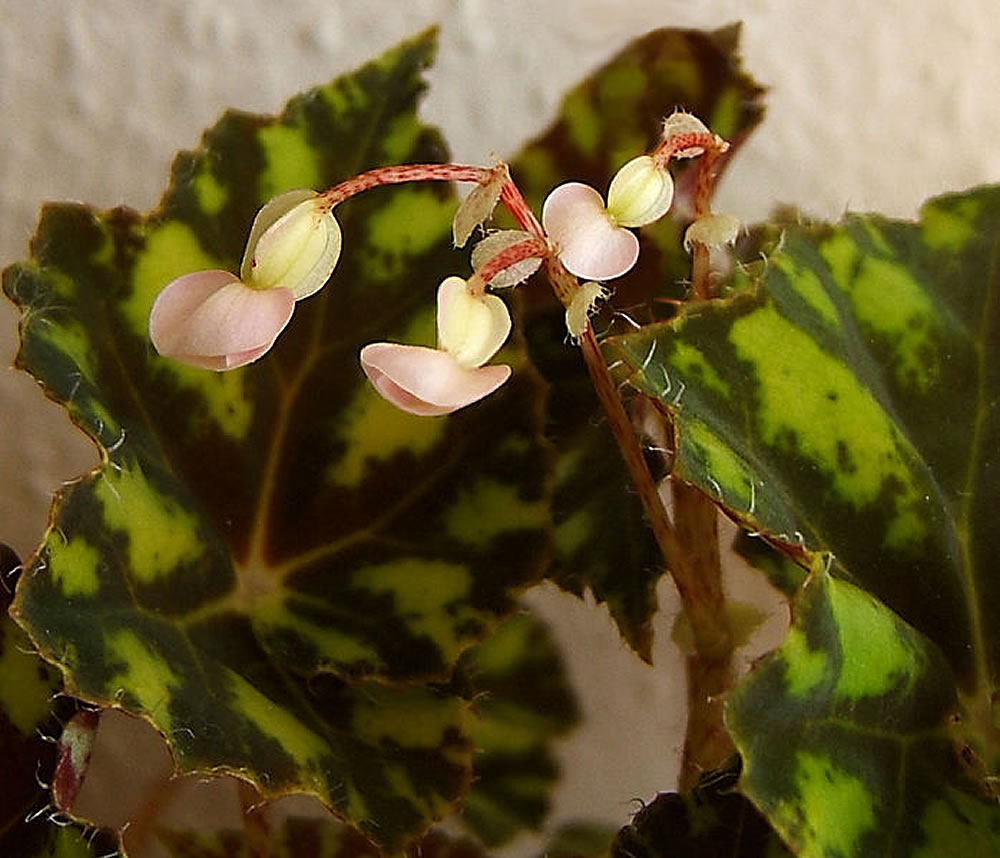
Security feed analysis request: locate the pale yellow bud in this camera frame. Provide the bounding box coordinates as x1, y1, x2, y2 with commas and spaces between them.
683, 213, 742, 253
240, 190, 341, 300
606, 155, 674, 228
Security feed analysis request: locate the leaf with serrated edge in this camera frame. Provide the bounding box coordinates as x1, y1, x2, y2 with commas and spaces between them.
509, 26, 766, 659
728, 561, 1000, 858
156, 814, 381, 858
3, 31, 551, 849
0, 546, 119, 858
607, 186, 1000, 686
607, 186, 1000, 851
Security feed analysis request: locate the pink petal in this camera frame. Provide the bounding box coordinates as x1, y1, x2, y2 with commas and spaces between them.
149, 270, 295, 370
541, 182, 639, 280
359, 343, 511, 416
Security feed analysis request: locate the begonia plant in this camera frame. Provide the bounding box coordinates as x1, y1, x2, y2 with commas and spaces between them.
1, 23, 998, 858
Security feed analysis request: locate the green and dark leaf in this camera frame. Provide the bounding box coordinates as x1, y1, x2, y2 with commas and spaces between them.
0, 546, 118, 857
608, 186, 1000, 854
457, 613, 579, 847
728, 564, 1000, 858
4, 31, 552, 849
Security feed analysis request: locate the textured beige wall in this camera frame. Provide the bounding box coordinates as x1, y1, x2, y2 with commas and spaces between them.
2, 0, 998, 848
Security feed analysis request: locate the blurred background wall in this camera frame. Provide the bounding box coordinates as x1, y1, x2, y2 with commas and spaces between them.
2, 0, 998, 849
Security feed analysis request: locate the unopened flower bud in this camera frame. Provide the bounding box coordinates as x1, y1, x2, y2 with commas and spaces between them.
240, 189, 341, 299
683, 213, 742, 252
606, 155, 674, 228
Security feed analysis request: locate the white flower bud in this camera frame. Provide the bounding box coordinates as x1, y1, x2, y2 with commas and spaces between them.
661, 111, 712, 158
240, 190, 341, 300
606, 155, 674, 228
683, 213, 742, 252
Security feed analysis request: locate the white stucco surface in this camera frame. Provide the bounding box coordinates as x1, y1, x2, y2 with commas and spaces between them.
1, 0, 997, 849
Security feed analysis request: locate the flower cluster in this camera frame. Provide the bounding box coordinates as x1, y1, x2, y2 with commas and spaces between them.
148, 110, 732, 417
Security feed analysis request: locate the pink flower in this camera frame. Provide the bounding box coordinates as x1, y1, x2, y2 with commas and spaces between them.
541, 155, 673, 281
359, 276, 512, 416
149, 190, 340, 370
149, 271, 295, 370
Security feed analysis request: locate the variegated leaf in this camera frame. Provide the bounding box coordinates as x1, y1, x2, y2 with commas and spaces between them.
4, 31, 551, 849
0, 546, 119, 857
728, 564, 1000, 858
155, 815, 380, 858
155, 816, 491, 858
607, 186, 1000, 854
458, 613, 579, 847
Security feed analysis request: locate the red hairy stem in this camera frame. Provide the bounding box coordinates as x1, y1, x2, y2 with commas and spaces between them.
651, 131, 726, 167
574, 321, 687, 577
321, 163, 493, 207
689, 144, 725, 300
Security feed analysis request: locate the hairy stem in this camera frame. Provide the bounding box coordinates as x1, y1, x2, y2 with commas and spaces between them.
576, 324, 687, 574
672, 478, 734, 789
674, 138, 735, 790
321, 163, 494, 207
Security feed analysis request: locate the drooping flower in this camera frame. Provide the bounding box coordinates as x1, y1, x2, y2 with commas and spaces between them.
149, 190, 340, 370
360, 276, 512, 416
541, 155, 673, 281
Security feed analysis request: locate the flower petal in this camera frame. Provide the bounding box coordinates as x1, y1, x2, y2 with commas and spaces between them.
360, 343, 511, 416
541, 182, 639, 280
149, 270, 295, 370
436, 276, 512, 368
